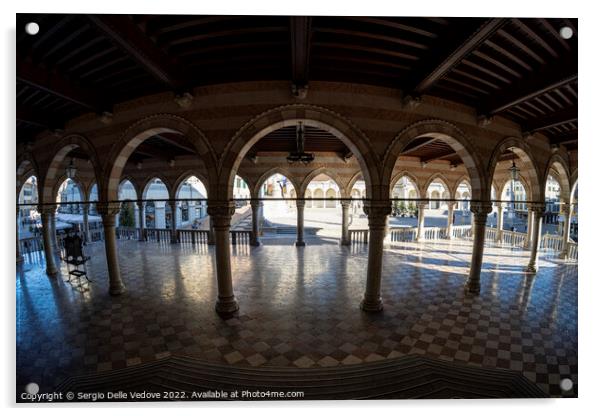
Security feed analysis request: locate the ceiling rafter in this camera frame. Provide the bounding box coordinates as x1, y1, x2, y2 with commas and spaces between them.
88, 14, 187, 91
406, 18, 508, 95
290, 16, 312, 89
17, 58, 106, 111
523, 108, 578, 133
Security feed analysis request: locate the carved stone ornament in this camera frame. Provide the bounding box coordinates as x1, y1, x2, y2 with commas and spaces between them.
363, 200, 392, 227
38, 205, 57, 216
470, 201, 493, 219
296, 199, 306, 208
95, 202, 122, 218
528, 203, 547, 216
207, 201, 236, 220
291, 83, 309, 100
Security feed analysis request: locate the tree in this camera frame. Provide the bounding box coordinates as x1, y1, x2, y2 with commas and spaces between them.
120, 201, 136, 227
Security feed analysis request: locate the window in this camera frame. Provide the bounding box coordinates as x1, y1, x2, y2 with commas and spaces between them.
181, 202, 189, 222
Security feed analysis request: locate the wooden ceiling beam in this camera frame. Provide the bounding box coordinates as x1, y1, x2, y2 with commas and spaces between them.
290, 16, 312, 89
523, 108, 578, 133
406, 18, 508, 95
88, 15, 187, 91
17, 58, 105, 111
401, 138, 440, 154
484, 73, 577, 115
423, 150, 457, 164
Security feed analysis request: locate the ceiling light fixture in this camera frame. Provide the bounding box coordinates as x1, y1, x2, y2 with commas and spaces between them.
287, 122, 314, 164
65, 158, 77, 179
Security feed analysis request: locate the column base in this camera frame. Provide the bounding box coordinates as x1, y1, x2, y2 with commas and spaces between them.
464, 280, 480, 295
295, 241, 306, 247
109, 283, 126, 296
250, 240, 261, 247
16, 255, 24, 264
215, 296, 239, 317
360, 297, 383, 312
525, 263, 538, 274
340, 239, 351, 246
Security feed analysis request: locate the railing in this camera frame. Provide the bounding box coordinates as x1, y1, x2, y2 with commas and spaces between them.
540, 233, 564, 252
144, 228, 172, 243
230, 230, 251, 245
116, 226, 139, 240
390, 227, 416, 242
350, 229, 369, 244
485, 227, 497, 241
423, 227, 446, 241
566, 241, 578, 262
501, 230, 527, 248
179, 229, 210, 245
89, 229, 105, 242
451, 225, 472, 239
19, 236, 44, 254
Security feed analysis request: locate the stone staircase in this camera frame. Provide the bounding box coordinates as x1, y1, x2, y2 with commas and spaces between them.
54, 355, 547, 401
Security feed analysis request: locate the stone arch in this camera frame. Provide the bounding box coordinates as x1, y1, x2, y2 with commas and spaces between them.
87, 182, 99, 202
253, 167, 301, 199
570, 177, 578, 204
52, 174, 86, 203
41, 134, 102, 204
424, 172, 452, 197
345, 171, 365, 198
17, 152, 40, 197
300, 167, 347, 197
487, 136, 542, 202
173, 170, 210, 199
118, 176, 142, 201
104, 114, 218, 201
543, 153, 571, 203
141, 174, 173, 200
383, 119, 487, 200
219, 104, 380, 200
390, 171, 422, 199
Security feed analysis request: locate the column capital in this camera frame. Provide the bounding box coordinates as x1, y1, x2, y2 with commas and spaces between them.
560, 203, 572, 215
296, 199, 306, 208
470, 201, 492, 222
207, 201, 235, 228
363, 200, 391, 227
96, 202, 121, 218
250, 199, 262, 209
340, 199, 351, 208
528, 203, 547, 216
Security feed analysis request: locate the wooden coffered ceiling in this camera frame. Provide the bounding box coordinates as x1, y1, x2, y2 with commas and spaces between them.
16, 14, 578, 164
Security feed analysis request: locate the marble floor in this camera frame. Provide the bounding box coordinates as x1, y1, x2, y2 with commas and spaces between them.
16, 237, 578, 398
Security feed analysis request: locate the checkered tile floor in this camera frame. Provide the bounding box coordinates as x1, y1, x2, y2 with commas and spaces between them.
16, 237, 577, 398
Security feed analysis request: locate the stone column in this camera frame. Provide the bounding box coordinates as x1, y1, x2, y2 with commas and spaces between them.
496, 203, 504, 243
250, 200, 261, 246
446, 202, 454, 239
83, 203, 91, 243
50, 213, 60, 254
295, 200, 306, 246
40, 206, 58, 276
138, 202, 145, 241
465, 202, 492, 294
170, 201, 178, 243
207, 202, 239, 316
416, 202, 426, 241
560, 203, 574, 259
525, 204, 546, 274
341, 200, 351, 246
97, 202, 126, 295
207, 216, 216, 245
360, 200, 391, 312
523, 209, 533, 249
16, 208, 23, 263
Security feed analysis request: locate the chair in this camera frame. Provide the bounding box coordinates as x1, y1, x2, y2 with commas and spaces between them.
62, 234, 92, 287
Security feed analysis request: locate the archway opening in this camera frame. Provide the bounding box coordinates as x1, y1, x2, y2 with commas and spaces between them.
55, 178, 85, 235
304, 173, 341, 238
454, 180, 472, 226
176, 176, 208, 230
349, 174, 367, 230
499, 179, 528, 233
544, 175, 562, 235
143, 178, 170, 229
231, 175, 251, 231
257, 173, 297, 235
18, 176, 40, 241
118, 180, 139, 228
390, 175, 420, 228
424, 178, 451, 228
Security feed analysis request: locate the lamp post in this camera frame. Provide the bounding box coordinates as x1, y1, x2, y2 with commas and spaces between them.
508, 152, 520, 231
